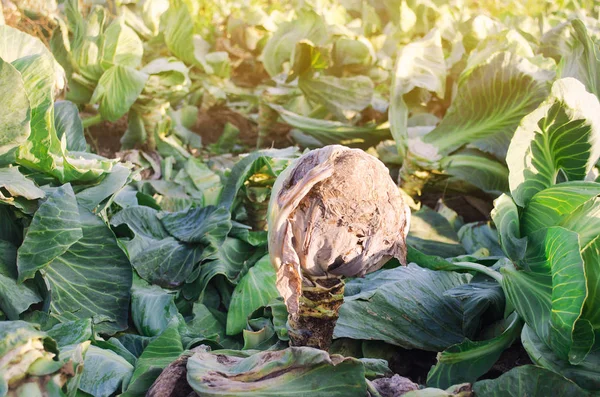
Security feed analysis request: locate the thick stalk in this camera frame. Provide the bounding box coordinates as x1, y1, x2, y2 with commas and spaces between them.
244, 194, 269, 231
141, 110, 160, 151
398, 150, 432, 196
82, 114, 103, 129
243, 175, 273, 231
140, 103, 169, 151
288, 275, 345, 351
257, 94, 278, 148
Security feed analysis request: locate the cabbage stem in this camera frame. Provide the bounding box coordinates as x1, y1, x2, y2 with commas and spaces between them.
398, 151, 432, 196
288, 275, 345, 351
82, 113, 103, 128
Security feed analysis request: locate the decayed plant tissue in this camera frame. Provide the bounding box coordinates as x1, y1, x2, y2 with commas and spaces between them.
268, 145, 411, 349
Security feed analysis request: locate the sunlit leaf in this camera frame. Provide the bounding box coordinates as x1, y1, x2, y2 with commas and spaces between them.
441, 149, 509, 196
508, 78, 600, 206
262, 10, 327, 77
160, 0, 196, 65
424, 52, 553, 160
54, 101, 86, 152
0, 58, 30, 160
521, 182, 600, 236
560, 19, 600, 100
299, 74, 374, 117
90, 65, 148, 122
390, 29, 445, 156
273, 104, 390, 148
101, 18, 144, 69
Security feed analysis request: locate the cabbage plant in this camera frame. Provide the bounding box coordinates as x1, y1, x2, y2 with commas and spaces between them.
50, 0, 194, 153
0, 24, 116, 183
414, 77, 600, 391
493, 77, 600, 377
268, 145, 411, 349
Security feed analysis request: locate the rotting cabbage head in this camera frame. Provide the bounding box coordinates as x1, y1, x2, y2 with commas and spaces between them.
0, 321, 72, 396
267, 145, 411, 318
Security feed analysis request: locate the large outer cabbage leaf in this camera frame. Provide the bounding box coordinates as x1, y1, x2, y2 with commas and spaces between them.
521, 182, 600, 235
226, 255, 279, 335
17, 184, 83, 282
110, 206, 203, 288
424, 52, 554, 160
298, 74, 374, 117
0, 58, 30, 162
334, 264, 472, 351
101, 18, 144, 70
186, 347, 367, 396
427, 314, 523, 389
0, 25, 116, 182
559, 19, 600, 100
522, 324, 600, 391
472, 364, 591, 396
262, 10, 327, 77
90, 65, 148, 122
508, 78, 600, 207
78, 345, 133, 397
441, 149, 509, 196
500, 226, 594, 365
42, 207, 132, 334
389, 29, 446, 157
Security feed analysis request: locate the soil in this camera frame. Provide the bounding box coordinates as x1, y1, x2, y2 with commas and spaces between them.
3, 3, 56, 46
193, 106, 256, 145
147, 348, 206, 397
85, 117, 128, 159
389, 349, 438, 385
84, 106, 294, 159
192, 106, 293, 149
390, 340, 532, 386
482, 342, 533, 380
421, 193, 493, 223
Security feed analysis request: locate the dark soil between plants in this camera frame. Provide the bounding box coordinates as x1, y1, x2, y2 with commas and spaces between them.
85, 107, 293, 158
191, 106, 293, 149
390, 341, 532, 386
86, 116, 128, 159
193, 106, 257, 146
482, 342, 533, 380
421, 193, 493, 223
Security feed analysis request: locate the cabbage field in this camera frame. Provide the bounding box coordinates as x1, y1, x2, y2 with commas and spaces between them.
1, 0, 600, 395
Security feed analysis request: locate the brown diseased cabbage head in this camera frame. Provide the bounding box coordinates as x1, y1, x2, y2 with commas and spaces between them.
267, 145, 411, 319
